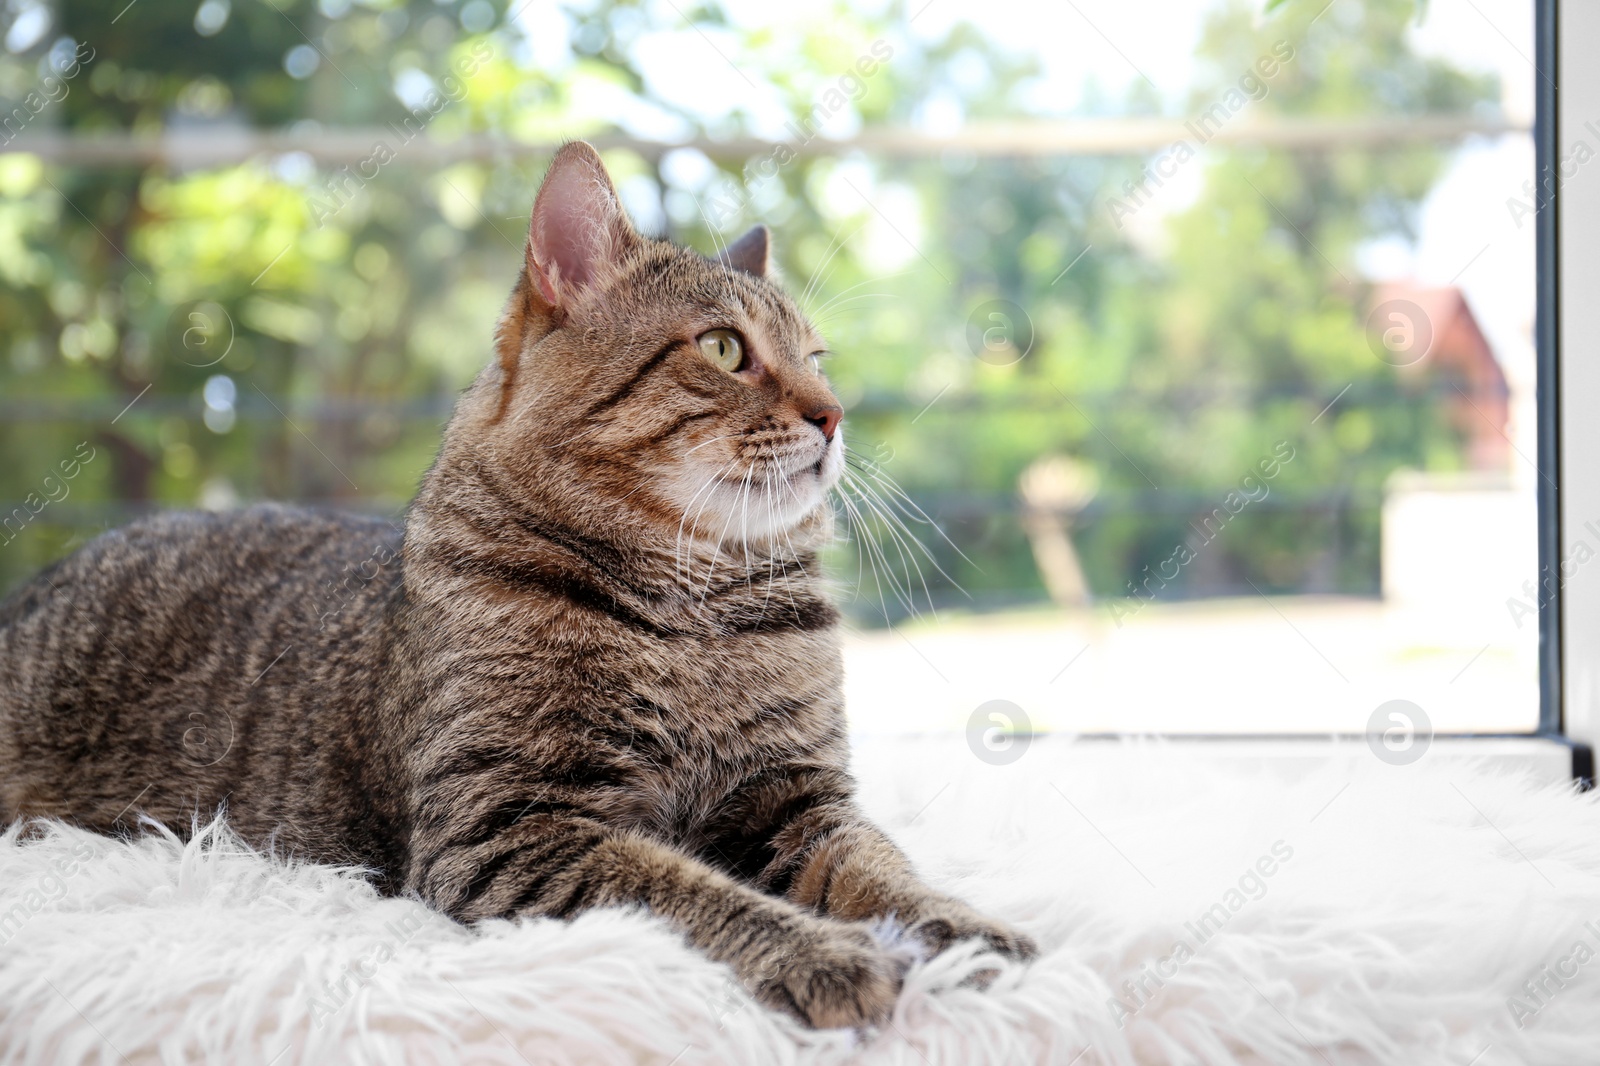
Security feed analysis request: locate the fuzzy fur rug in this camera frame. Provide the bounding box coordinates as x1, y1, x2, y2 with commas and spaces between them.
2, 735, 1597, 1066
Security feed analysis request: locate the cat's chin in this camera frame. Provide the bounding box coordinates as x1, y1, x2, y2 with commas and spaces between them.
711, 476, 831, 543
659, 461, 839, 547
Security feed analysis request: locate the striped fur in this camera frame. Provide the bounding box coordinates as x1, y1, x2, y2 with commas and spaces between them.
0, 143, 1032, 1028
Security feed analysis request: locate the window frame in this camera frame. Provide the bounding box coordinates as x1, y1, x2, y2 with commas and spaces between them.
1538, 0, 1560, 737
1550, 0, 1597, 778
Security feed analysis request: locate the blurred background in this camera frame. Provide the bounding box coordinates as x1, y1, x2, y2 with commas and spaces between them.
0, 0, 1542, 735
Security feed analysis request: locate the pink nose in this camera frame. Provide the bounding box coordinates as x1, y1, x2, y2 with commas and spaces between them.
804, 405, 842, 442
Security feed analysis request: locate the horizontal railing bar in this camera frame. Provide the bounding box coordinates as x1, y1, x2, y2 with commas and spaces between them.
0, 116, 1528, 167
0, 491, 1385, 521
0, 384, 1508, 422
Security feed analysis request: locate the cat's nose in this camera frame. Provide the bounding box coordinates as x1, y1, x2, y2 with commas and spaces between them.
803, 405, 842, 443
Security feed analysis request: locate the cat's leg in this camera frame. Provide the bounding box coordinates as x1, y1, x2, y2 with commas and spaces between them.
407, 812, 902, 1028
783, 818, 1036, 961
709, 772, 1036, 962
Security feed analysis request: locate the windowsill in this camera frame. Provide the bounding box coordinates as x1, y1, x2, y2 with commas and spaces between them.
849, 732, 1587, 785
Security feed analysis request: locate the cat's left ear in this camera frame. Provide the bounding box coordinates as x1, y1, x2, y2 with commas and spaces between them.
525, 141, 641, 311
718, 225, 769, 278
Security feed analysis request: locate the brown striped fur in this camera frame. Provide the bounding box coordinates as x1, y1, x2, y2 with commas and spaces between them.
0, 142, 1032, 1028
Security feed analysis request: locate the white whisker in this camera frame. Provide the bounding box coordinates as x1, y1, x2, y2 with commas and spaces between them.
828, 441, 972, 622
809, 290, 898, 323
833, 476, 906, 621
699, 462, 756, 607
849, 451, 979, 574
684, 433, 739, 456
675, 457, 740, 589
799, 223, 867, 309
845, 470, 926, 617
692, 193, 730, 261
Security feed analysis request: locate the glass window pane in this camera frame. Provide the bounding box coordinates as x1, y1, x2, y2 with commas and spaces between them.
0, 0, 1539, 738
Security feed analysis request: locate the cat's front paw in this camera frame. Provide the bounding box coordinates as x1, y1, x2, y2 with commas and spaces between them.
905, 900, 1037, 964
747, 919, 902, 1029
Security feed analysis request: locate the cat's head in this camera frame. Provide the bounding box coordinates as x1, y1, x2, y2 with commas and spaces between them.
468, 141, 844, 550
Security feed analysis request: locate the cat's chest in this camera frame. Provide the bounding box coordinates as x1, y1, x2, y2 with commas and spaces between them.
635, 636, 841, 755
663, 618, 837, 698
616, 632, 844, 822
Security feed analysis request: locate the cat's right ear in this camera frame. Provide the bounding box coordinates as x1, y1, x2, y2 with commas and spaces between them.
524, 141, 640, 314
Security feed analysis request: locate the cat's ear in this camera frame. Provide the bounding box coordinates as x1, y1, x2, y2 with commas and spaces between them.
718, 225, 769, 278
525, 141, 640, 310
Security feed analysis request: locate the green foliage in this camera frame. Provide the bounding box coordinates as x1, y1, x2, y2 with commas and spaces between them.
0, 0, 1502, 620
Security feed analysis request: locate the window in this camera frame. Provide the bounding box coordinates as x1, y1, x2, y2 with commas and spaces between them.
0, 0, 1574, 759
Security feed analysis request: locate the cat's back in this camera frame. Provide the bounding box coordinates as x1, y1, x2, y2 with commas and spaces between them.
0, 503, 400, 650
0, 504, 407, 847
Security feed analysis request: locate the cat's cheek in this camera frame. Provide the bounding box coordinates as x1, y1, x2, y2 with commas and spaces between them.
655, 464, 718, 528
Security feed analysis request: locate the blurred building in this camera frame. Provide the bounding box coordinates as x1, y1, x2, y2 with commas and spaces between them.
1371, 281, 1512, 471
1377, 282, 1537, 658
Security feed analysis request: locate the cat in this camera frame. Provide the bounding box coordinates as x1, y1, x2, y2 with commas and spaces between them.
0, 141, 1034, 1029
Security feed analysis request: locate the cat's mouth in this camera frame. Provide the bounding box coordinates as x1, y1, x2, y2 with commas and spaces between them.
713, 456, 831, 488
719, 437, 840, 487
780, 441, 841, 487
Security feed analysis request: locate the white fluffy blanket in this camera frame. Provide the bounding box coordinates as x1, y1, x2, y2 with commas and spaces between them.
2, 737, 1596, 1065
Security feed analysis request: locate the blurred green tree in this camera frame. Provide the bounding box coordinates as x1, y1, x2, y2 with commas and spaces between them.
0, 0, 1504, 625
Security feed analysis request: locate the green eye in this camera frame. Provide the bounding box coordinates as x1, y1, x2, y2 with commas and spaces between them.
808, 351, 827, 375
697, 329, 744, 372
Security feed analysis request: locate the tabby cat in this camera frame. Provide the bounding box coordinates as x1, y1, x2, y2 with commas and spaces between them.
0, 142, 1033, 1029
